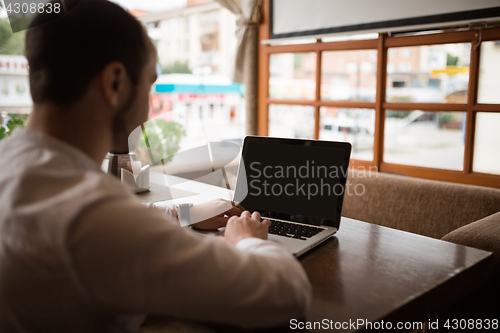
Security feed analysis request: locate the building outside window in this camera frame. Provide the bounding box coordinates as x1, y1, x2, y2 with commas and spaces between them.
138, 0, 245, 152
0, 0, 245, 175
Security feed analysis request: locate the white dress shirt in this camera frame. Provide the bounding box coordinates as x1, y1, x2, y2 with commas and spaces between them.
0, 129, 311, 333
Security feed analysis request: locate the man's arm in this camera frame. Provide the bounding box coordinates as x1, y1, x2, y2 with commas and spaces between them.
67, 198, 311, 328
150, 198, 244, 230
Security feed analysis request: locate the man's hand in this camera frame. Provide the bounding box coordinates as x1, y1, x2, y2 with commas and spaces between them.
190, 198, 245, 230
222, 211, 271, 245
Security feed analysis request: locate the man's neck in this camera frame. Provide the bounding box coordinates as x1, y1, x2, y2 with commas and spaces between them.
27, 102, 113, 164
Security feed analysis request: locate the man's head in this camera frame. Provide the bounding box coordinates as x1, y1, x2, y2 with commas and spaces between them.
25, 0, 157, 152
26, 0, 152, 106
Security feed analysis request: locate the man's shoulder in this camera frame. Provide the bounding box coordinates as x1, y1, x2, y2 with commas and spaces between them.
0, 129, 134, 226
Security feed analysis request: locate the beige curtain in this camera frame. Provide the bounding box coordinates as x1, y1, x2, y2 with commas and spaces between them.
215, 0, 262, 135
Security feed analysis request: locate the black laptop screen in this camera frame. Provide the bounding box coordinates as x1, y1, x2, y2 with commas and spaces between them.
234, 137, 351, 227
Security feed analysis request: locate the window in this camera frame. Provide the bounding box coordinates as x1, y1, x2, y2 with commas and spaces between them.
320, 107, 375, 161
140, 0, 243, 150
473, 112, 500, 175
269, 53, 316, 100
478, 41, 500, 104
386, 43, 470, 104
321, 50, 377, 102
258, 0, 500, 188
269, 104, 315, 139
383, 110, 465, 170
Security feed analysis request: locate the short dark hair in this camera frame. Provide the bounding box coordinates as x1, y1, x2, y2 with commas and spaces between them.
25, 0, 150, 106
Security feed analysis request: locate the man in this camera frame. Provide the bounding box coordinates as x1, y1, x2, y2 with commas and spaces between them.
0, 1, 311, 332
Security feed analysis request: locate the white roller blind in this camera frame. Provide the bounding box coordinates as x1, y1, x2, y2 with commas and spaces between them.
271, 0, 500, 39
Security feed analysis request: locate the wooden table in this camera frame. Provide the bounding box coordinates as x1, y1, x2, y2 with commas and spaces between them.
139, 174, 493, 333
298, 218, 492, 331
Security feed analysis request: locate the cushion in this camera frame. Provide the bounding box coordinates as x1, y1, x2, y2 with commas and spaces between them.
343, 171, 500, 239
442, 211, 500, 277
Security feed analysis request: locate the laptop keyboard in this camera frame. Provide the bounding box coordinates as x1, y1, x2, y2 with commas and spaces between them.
267, 219, 325, 241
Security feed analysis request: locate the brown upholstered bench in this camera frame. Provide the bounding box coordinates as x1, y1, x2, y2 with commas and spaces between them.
343, 170, 500, 321
343, 170, 500, 239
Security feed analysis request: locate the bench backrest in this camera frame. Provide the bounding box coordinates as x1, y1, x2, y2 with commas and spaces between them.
342, 171, 500, 239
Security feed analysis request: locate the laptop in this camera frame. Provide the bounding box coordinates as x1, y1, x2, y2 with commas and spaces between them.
233, 136, 351, 257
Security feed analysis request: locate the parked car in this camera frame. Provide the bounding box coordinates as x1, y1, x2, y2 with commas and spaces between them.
294, 117, 373, 152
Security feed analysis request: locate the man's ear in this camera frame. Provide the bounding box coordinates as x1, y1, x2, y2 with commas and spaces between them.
101, 62, 130, 110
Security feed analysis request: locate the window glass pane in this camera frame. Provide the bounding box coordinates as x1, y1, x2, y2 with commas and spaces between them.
321, 50, 377, 102
269, 53, 316, 100
478, 41, 500, 104
384, 110, 465, 170
268, 104, 315, 139
132, 1, 244, 146
473, 112, 500, 175
319, 107, 374, 160
386, 44, 470, 103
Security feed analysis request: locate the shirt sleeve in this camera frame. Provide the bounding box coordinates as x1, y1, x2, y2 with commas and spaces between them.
67, 197, 312, 329
142, 202, 179, 223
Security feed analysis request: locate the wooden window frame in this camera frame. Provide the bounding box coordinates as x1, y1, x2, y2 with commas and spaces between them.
258, 0, 500, 189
